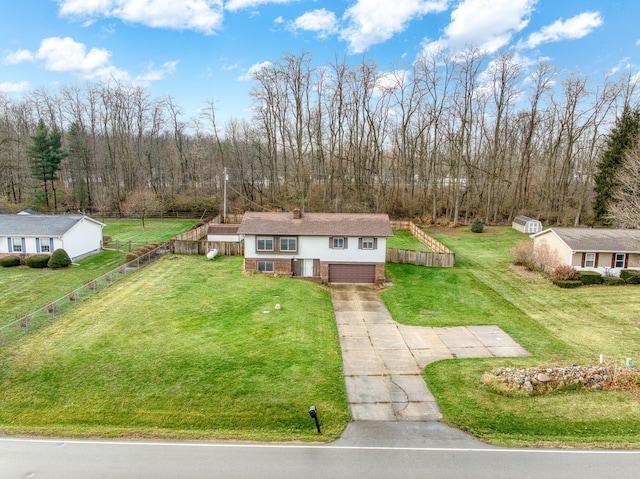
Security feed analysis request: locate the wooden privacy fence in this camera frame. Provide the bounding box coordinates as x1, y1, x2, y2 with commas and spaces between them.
170, 240, 244, 256
389, 220, 455, 267
174, 222, 209, 241
386, 248, 455, 267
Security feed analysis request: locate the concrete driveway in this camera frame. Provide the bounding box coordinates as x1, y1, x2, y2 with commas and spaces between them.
330, 284, 530, 421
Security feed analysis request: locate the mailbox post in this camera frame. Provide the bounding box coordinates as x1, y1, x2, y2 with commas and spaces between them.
308, 406, 321, 434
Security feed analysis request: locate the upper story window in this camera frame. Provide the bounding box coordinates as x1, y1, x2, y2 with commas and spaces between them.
257, 236, 274, 252
279, 237, 297, 252
361, 237, 374, 250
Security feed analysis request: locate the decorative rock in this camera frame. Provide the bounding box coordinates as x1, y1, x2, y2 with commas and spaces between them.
537, 373, 551, 383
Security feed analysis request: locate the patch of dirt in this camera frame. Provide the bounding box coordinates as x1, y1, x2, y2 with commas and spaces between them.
509, 263, 547, 283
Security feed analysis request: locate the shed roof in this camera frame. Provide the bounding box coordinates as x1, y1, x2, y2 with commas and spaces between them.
0, 214, 104, 237
513, 215, 538, 226
237, 211, 393, 237
208, 224, 240, 235
532, 228, 640, 253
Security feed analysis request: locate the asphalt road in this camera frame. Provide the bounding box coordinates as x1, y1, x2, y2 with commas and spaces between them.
2, 423, 640, 479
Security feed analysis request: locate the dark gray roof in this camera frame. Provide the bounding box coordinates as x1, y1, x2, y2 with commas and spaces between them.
237, 212, 393, 237
537, 228, 640, 253
513, 215, 537, 226
0, 214, 104, 237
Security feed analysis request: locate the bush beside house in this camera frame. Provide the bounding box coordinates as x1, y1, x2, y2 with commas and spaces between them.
48, 249, 71, 269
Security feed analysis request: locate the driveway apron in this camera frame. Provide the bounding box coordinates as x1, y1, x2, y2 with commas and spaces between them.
330, 284, 530, 421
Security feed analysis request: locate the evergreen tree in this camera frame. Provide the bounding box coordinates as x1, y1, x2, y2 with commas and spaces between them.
27, 119, 67, 210
593, 107, 640, 225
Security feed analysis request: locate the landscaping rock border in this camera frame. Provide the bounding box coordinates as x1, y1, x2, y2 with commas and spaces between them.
483, 364, 640, 395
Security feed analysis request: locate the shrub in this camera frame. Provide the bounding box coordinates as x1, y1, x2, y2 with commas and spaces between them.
0, 256, 21, 267
103, 235, 112, 246
471, 217, 484, 233
578, 271, 603, 285
48, 248, 71, 269
125, 252, 140, 262
624, 274, 640, 284
26, 254, 51, 268
603, 275, 626, 286
553, 279, 582, 288
620, 270, 640, 284
551, 265, 579, 281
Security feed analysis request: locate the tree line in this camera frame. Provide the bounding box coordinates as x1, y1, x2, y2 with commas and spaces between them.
0, 48, 638, 224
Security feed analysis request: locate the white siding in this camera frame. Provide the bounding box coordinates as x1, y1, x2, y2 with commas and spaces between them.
244, 235, 387, 263
207, 234, 242, 242
61, 218, 104, 260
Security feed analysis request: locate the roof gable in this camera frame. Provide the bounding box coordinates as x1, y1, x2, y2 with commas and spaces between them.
237, 212, 393, 237
0, 214, 104, 237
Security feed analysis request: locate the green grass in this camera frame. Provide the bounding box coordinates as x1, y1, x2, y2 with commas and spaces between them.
387, 230, 431, 251
0, 256, 349, 441
0, 219, 196, 325
381, 225, 640, 448
102, 218, 199, 243
0, 251, 126, 323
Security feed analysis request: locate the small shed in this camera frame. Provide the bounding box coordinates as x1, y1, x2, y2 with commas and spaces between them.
207, 224, 242, 242
512, 216, 542, 234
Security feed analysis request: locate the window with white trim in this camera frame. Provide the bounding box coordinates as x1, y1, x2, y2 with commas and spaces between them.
40, 238, 51, 253
584, 252, 596, 268
614, 253, 625, 268
361, 237, 374, 250
257, 236, 274, 252
279, 237, 297, 252
257, 261, 274, 272
11, 238, 22, 253
332, 237, 345, 249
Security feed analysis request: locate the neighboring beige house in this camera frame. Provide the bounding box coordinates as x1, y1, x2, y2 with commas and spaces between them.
0, 213, 105, 261
237, 209, 393, 284
531, 228, 640, 276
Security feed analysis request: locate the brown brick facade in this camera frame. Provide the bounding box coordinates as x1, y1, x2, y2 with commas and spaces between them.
246, 259, 386, 284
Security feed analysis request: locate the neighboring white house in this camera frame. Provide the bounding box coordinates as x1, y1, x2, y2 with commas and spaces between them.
237, 209, 393, 284
531, 227, 640, 276
512, 215, 542, 234
0, 213, 105, 261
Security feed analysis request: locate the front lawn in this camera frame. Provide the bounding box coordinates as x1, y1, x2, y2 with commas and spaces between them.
0, 256, 349, 441
1, 219, 197, 326
381, 226, 640, 448
0, 251, 125, 324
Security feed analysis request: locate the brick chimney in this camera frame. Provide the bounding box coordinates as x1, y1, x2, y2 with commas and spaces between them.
293, 208, 302, 219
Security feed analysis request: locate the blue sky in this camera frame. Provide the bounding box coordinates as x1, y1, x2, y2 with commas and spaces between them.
1, 0, 639, 125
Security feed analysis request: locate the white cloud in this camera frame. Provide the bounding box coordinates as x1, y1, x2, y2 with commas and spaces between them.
423, 0, 536, 55
290, 9, 338, 38
36, 37, 112, 74
525, 11, 602, 49
0, 81, 30, 93
238, 60, 272, 81
340, 0, 449, 53
135, 60, 179, 83
225, 0, 295, 12
2, 49, 35, 65
59, 0, 223, 34
4, 36, 178, 85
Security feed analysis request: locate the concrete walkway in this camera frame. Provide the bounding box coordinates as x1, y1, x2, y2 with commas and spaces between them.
330, 284, 530, 421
